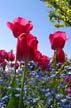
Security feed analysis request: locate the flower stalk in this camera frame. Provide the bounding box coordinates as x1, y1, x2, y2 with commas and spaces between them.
18, 61, 27, 108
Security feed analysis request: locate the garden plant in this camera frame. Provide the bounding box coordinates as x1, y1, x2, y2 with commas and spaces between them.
0, 17, 71, 108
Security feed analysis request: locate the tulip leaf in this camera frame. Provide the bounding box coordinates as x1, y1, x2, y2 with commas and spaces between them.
8, 96, 17, 108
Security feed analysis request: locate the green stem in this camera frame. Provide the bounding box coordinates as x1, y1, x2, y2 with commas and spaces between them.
18, 62, 27, 108
11, 59, 17, 88
7, 59, 17, 108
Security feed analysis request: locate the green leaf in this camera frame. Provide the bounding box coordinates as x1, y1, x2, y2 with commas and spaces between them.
8, 96, 17, 108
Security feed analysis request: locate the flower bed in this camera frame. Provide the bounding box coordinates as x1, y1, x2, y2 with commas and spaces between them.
0, 17, 71, 108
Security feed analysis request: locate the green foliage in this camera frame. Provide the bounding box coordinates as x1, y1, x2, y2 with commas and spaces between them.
41, 0, 71, 27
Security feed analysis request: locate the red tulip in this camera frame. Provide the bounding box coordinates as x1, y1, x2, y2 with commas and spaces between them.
7, 17, 33, 38
66, 87, 71, 100
6, 51, 15, 61
10, 62, 19, 69
0, 59, 4, 63
0, 50, 7, 60
66, 87, 71, 95
33, 50, 42, 62
16, 33, 38, 62
54, 49, 65, 63
49, 31, 66, 50
64, 75, 71, 85
2, 60, 7, 67
38, 55, 50, 70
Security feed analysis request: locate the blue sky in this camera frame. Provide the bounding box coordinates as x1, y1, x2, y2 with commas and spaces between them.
0, 0, 71, 58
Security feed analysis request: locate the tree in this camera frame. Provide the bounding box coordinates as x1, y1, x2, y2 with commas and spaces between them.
40, 0, 71, 27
